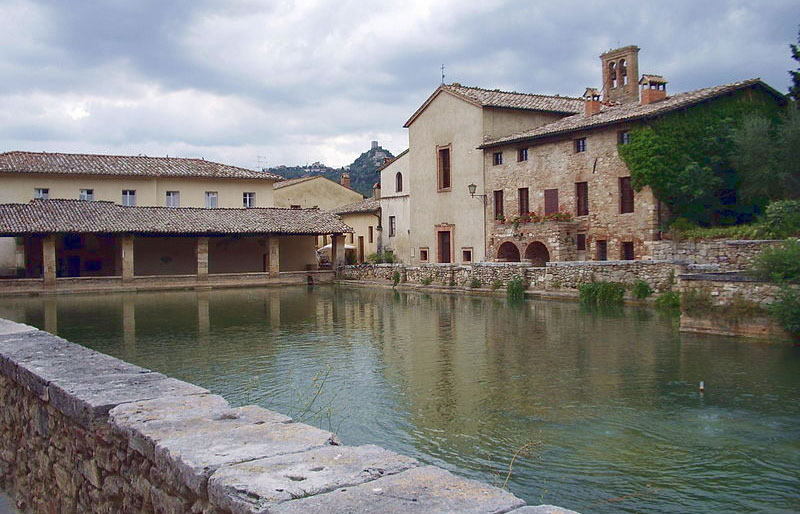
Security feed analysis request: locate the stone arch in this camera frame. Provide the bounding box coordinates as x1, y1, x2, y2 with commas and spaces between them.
497, 241, 521, 262
524, 241, 550, 267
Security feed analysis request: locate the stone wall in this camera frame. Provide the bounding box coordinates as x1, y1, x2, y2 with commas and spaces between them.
644, 239, 780, 269
545, 260, 678, 293
0, 319, 569, 514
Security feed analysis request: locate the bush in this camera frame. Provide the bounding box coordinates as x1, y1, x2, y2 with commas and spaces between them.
367, 251, 396, 264
681, 288, 714, 315
769, 286, 800, 337
506, 276, 525, 301
469, 278, 482, 289
631, 279, 653, 299
654, 291, 680, 312
752, 239, 800, 283
392, 271, 400, 287
420, 276, 433, 286
491, 280, 502, 291
579, 281, 626, 306
761, 200, 800, 239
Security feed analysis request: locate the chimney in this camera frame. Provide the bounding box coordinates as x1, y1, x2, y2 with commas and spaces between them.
340, 172, 351, 189
372, 182, 381, 199
639, 75, 668, 105
583, 88, 602, 116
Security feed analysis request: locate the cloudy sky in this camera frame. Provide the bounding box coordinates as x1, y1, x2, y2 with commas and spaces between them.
1, 0, 798, 169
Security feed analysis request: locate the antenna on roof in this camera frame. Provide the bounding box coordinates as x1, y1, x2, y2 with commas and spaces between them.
441, 64, 445, 84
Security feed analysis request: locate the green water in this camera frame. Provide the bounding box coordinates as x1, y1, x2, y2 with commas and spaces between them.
1, 286, 798, 513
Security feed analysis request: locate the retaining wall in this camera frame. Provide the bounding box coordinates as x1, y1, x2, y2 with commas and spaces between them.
644, 239, 780, 268
0, 319, 573, 514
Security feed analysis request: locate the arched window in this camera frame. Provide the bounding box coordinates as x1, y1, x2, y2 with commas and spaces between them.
608, 62, 617, 88
619, 59, 628, 86
395, 172, 403, 192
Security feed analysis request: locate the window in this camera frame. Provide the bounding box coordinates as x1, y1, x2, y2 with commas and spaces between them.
166, 191, 180, 207
619, 177, 634, 213
518, 188, 529, 215
494, 190, 504, 219
620, 59, 628, 86
462, 248, 473, 263
577, 233, 586, 251
576, 182, 588, 216
205, 191, 218, 208
621, 241, 634, 260
437, 146, 451, 190
243, 192, 255, 208
396, 172, 403, 192
574, 138, 586, 153
122, 190, 136, 206
596, 240, 608, 261
518, 148, 528, 162
389, 216, 396, 237
608, 61, 617, 88
544, 189, 559, 215
34, 188, 49, 200
618, 130, 630, 145
419, 247, 429, 262
368, 226, 374, 243
290, 204, 301, 209
79, 189, 94, 201
493, 152, 503, 166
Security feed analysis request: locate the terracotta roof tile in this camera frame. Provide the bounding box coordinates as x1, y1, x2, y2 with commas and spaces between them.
0, 151, 283, 181
480, 79, 784, 148
445, 84, 584, 113
0, 200, 352, 235
332, 198, 380, 215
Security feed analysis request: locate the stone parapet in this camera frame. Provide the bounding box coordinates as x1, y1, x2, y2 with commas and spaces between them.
0, 318, 564, 513
644, 239, 780, 269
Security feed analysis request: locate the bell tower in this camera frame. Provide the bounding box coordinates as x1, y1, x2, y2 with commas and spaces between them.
600, 45, 640, 104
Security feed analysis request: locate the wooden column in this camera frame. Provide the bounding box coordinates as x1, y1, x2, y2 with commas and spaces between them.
42, 234, 57, 286
197, 237, 209, 281
122, 234, 135, 282
268, 237, 280, 278
332, 234, 346, 270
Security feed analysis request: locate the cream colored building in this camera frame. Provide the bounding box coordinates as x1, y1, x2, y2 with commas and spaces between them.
333, 198, 380, 263
273, 175, 363, 211
378, 149, 411, 262
403, 84, 583, 265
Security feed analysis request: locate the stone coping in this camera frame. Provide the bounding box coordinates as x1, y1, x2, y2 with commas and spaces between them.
679, 271, 766, 282
0, 318, 574, 513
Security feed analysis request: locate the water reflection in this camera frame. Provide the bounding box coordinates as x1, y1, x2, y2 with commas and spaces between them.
0, 287, 798, 513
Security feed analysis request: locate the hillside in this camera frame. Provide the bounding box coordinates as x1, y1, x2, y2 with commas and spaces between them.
267, 144, 393, 197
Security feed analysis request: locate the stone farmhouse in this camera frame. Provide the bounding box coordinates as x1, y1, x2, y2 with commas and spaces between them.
389, 45, 784, 265
0, 152, 352, 291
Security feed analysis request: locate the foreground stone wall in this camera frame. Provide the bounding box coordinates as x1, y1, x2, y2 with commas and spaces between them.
644, 240, 780, 269
0, 319, 573, 514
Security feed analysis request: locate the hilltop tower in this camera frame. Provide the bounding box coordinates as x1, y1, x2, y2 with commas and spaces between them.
601, 45, 640, 104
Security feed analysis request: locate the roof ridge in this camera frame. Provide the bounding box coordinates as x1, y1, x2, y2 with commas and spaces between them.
447, 83, 583, 101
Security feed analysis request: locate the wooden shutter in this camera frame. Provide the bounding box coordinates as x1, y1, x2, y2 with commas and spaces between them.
518, 188, 529, 215
620, 177, 634, 213
544, 189, 559, 215
576, 182, 588, 216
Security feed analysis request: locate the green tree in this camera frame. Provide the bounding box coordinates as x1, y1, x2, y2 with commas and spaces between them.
790, 27, 800, 102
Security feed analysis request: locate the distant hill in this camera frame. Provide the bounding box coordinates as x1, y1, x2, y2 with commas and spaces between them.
267, 143, 393, 197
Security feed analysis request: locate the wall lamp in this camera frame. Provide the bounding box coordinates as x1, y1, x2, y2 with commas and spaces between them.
467, 183, 487, 202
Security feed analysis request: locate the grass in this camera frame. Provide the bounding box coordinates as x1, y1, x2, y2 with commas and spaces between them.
579, 281, 626, 306
631, 279, 653, 300
506, 276, 525, 301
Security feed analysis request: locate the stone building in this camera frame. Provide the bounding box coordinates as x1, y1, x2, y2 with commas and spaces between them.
477, 46, 785, 264
402, 84, 583, 265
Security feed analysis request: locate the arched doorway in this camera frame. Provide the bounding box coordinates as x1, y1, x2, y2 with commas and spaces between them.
525, 241, 550, 266
497, 241, 520, 262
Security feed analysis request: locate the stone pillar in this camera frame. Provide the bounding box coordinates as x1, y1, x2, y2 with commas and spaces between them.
122, 295, 136, 350
42, 234, 56, 286
197, 237, 209, 281
332, 234, 346, 271
14, 237, 25, 277
197, 292, 210, 340
122, 235, 135, 282
269, 294, 281, 332
268, 237, 280, 278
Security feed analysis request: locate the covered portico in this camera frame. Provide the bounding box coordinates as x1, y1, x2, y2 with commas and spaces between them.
0, 200, 352, 293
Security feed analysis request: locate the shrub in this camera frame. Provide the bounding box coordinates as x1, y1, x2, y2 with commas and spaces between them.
491, 280, 502, 291
367, 251, 396, 264
469, 278, 482, 289
681, 288, 714, 315
392, 271, 400, 287
420, 276, 433, 286
631, 279, 653, 299
761, 200, 800, 239
579, 281, 625, 306
654, 291, 680, 312
506, 276, 525, 301
769, 286, 800, 337
752, 239, 800, 283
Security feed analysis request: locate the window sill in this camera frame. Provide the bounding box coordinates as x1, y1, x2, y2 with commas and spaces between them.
437, 188, 452, 193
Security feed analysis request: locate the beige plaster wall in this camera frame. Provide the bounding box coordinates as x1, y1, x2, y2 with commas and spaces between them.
484, 124, 659, 262
380, 151, 409, 199
134, 236, 197, 275
482, 108, 565, 140
208, 236, 267, 274
339, 212, 378, 262
273, 177, 363, 210
278, 236, 318, 271
381, 196, 411, 263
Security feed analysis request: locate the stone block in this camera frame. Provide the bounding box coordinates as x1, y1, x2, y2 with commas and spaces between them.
0, 319, 37, 336
510, 506, 579, 514
208, 444, 418, 513
269, 465, 525, 514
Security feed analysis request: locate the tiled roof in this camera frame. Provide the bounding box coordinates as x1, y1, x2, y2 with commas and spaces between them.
377, 149, 408, 172
332, 198, 380, 215
272, 176, 318, 189
404, 84, 583, 127
0, 151, 283, 181
0, 200, 352, 235
480, 79, 784, 148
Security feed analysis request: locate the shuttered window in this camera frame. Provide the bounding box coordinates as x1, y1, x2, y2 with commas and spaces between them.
518, 188, 529, 215
494, 190, 504, 219
619, 177, 634, 214
544, 189, 559, 215
576, 182, 588, 216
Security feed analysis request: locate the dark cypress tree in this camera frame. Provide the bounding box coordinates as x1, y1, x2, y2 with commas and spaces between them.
790, 27, 800, 102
